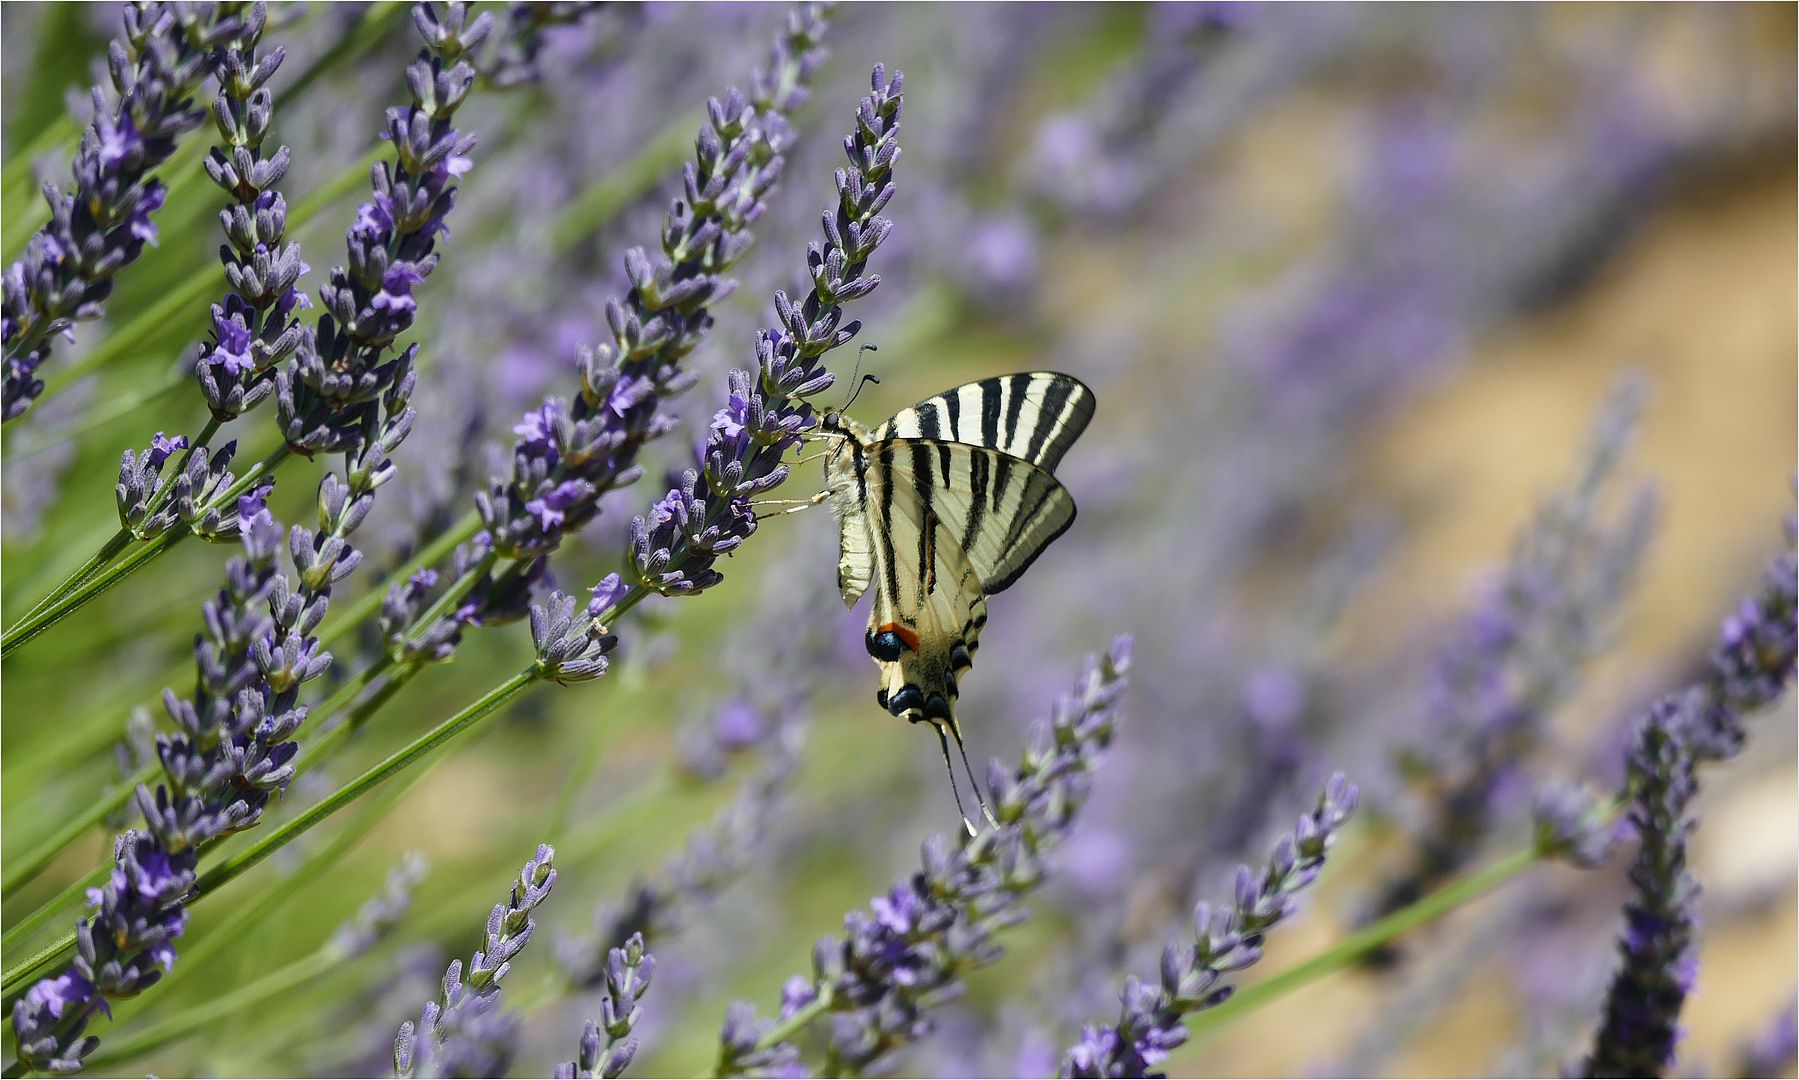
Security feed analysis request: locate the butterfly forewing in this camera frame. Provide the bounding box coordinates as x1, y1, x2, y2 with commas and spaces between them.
873, 372, 1094, 473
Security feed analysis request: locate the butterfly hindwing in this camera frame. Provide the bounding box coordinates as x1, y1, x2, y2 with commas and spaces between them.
873, 371, 1094, 473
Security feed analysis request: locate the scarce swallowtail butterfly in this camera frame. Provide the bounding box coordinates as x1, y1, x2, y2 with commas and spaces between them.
815, 371, 1094, 832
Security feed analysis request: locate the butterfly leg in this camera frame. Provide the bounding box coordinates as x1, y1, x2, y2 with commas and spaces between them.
750, 490, 830, 517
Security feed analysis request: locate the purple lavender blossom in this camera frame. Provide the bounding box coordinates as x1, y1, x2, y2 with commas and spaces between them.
114, 435, 242, 540
394, 843, 557, 1079
1583, 693, 1703, 1079
1061, 774, 1358, 1079
1692, 532, 1799, 760
714, 638, 1131, 1078
9, 490, 345, 1072
275, 3, 489, 455
475, 5, 831, 562
628, 62, 903, 601
195, 2, 310, 422
485, 2, 605, 89
329, 852, 431, 960
553, 934, 654, 1080
2, 2, 246, 422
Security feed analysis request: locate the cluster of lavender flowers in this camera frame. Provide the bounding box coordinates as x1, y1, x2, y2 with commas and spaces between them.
715, 638, 1132, 1078
383, 6, 832, 662
3, 2, 245, 421
276, 3, 485, 457
629, 62, 902, 600
194, 1, 309, 422
1063, 773, 1358, 1079
1580, 532, 1797, 1077
393, 843, 559, 1078
10, 489, 330, 1073
554, 934, 655, 1080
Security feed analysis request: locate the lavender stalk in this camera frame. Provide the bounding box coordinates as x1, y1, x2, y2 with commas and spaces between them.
386, 5, 833, 664
1061, 775, 1358, 1079
553, 934, 655, 1080
2, 2, 246, 422
194, 0, 310, 423
393, 844, 557, 1079
625, 61, 902, 604
714, 638, 1131, 1078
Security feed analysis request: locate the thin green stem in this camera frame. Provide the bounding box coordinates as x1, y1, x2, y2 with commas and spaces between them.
316, 509, 481, 650
0, 666, 542, 1000
82, 947, 338, 1071
8, 529, 132, 626
1185, 844, 1549, 1041
189, 666, 539, 899
716, 989, 835, 1077
0, 865, 105, 964
550, 111, 699, 248
0, 442, 293, 658
1, 530, 185, 657
1, 773, 142, 898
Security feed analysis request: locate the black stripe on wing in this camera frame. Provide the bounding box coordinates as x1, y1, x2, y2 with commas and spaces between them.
877, 372, 1095, 474
867, 436, 1079, 596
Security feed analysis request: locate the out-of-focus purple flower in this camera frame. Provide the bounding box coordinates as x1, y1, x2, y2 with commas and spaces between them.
1693, 529, 1798, 760
628, 62, 902, 601
394, 843, 557, 1079
2, 2, 245, 422
328, 852, 430, 959
715, 639, 1131, 1078
1371, 379, 1655, 921
552, 934, 654, 1080
1583, 693, 1703, 1079
1061, 774, 1357, 1079
276, 3, 490, 455
1532, 784, 1621, 869
1731, 994, 1798, 1080
484, 2, 605, 89
195, 3, 310, 421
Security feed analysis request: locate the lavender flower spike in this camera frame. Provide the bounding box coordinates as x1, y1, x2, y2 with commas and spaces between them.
1584, 693, 1703, 1079
553, 934, 655, 1080
630, 62, 903, 601
2, 2, 246, 422
276, 2, 490, 456
715, 637, 1132, 1078
196, 1, 311, 422
475, 4, 832, 562
9, 493, 336, 1073
1061, 774, 1359, 1079
395, 843, 557, 1079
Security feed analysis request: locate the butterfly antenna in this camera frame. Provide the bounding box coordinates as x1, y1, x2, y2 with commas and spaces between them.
840, 344, 880, 411
947, 720, 1000, 831
932, 722, 978, 837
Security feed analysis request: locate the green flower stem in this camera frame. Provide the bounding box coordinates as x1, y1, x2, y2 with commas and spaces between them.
550, 111, 698, 247
1185, 841, 1568, 1043
81, 945, 339, 1072
1, 780, 136, 899
4, 529, 131, 629
0, 865, 105, 965
113, 763, 427, 1035
715, 988, 837, 1078
1, 665, 542, 1001
0, 442, 293, 658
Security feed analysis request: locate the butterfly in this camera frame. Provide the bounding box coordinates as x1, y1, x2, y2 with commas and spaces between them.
812, 370, 1094, 831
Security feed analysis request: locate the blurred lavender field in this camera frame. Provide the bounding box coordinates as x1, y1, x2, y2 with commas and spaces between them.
1, 3, 1795, 1077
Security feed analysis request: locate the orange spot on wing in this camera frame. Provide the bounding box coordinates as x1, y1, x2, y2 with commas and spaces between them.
876, 622, 920, 652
